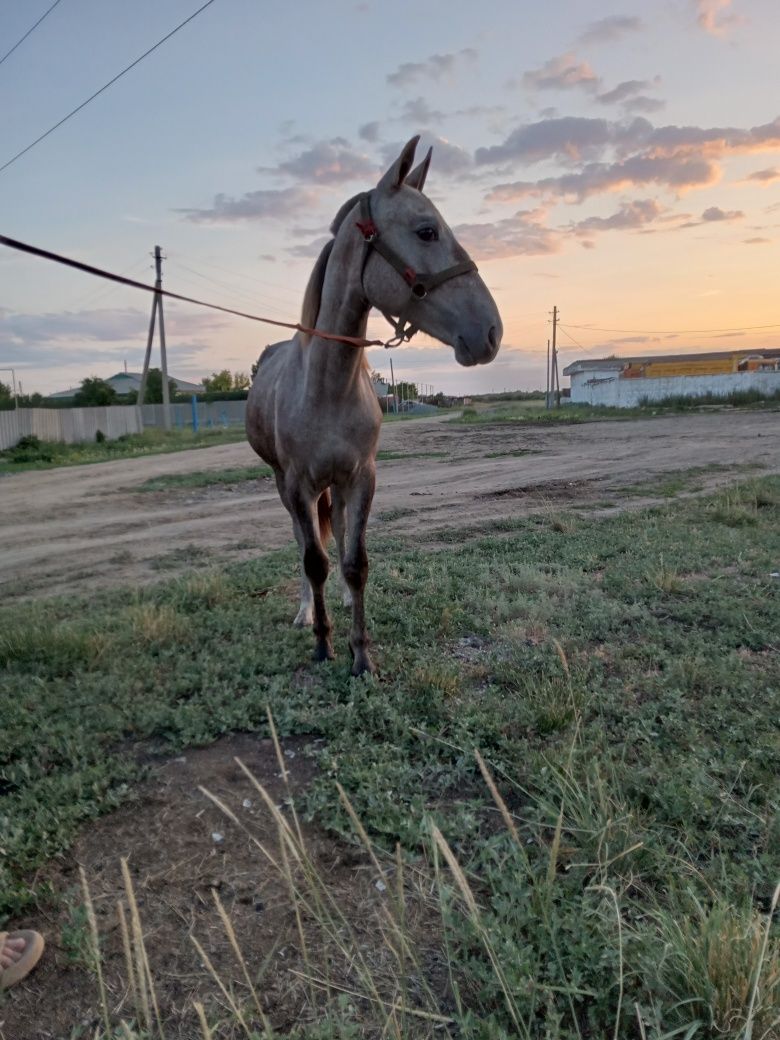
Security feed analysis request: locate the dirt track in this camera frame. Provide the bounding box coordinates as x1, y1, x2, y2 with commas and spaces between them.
1, 409, 778, 600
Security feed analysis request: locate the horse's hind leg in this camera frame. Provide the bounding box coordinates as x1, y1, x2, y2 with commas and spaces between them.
289, 485, 334, 662
342, 470, 376, 676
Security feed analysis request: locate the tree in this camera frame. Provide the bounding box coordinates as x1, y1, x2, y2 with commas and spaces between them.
0, 380, 13, 409
143, 368, 177, 404
73, 377, 117, 407
202, 369, 250, 392
394, 381, 418, 401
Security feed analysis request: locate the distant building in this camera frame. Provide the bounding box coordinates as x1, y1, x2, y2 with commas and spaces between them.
49, 370, 205, 400
564, 349, 780, 408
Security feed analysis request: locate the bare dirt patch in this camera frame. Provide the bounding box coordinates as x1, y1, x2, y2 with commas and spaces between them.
0, 735, 432, 1040
0, 409, 778, 600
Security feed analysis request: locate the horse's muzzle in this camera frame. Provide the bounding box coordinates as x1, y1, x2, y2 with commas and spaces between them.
454, 323, 502, 367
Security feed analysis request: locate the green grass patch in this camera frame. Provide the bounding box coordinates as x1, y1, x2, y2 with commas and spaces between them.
0, 427, 248, 474
139, 464, 273, 492
453, 396, 780, 426
1, 478, 779, 1036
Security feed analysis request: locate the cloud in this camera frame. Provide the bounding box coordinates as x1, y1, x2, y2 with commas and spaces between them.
701, 205, 744, 221
569, 198, 666, 234
0, 307, 223, 367
398, 97, 446, 125
488, 154, 719, 203
476, 116, 626, 165
745, 166, 780, 183
477, 113, 780, 203
694, 0, 744, 36
266, 139, 376, 184
178, 186, 320, 223
381, 134, 473, 176
386, 48, 477, 88
359, 121, 381, 143
744, 236, 771, 244
596, 80, 653, 105
286, 235, 331, 259
452, 209, 560, 259
522, 52, 600, 92
578, 15, 643, 45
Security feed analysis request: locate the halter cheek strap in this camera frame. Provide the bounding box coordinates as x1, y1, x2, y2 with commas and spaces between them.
356, 192, 478, 348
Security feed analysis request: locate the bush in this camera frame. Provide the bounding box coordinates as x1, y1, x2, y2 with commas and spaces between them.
4, 435, 55, 464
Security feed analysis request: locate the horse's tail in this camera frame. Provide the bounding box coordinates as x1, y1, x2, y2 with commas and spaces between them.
317, 488, 332, 545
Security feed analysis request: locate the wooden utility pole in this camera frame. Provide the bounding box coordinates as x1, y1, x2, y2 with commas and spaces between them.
551, 305, 561, 408
389, 356, 398, 414
138, 245, 171, 429
546, 338, 551, 409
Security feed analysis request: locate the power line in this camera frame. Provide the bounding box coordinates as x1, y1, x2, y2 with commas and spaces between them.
0, 0, 219, 176
0, 0, 64, 69
560, 321, 780, 336
557, 325, 587, 352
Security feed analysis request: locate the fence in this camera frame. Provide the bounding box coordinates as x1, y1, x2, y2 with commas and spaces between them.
0, 405, 142, 451
570, 369, 780, 408
140, 400, 247, 429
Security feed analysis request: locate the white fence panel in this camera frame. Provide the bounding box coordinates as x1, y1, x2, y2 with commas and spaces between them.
570, 370, 780, 407
0, 406, 143, 450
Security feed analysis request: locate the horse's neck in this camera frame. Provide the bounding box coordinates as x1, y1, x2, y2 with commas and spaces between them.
304, 253, 370, 395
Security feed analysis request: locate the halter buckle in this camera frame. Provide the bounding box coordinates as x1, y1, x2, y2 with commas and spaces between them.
355, 219, 378, 242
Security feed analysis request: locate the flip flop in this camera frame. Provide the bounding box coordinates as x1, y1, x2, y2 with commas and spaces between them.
0, 931, 45, 990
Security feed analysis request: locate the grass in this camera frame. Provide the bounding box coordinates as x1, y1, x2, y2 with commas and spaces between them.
0, 427, 248, 474
453, 395, 780, 426
139, 464, 273, 492
1, 477, 779, 1036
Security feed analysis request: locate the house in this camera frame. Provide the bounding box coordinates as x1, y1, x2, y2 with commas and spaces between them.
49, 370, 205, 400
564, 349, 780, 408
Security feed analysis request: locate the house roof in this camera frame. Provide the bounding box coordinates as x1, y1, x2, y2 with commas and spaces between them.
48, 370, 205, 398
563, 348, 780, 377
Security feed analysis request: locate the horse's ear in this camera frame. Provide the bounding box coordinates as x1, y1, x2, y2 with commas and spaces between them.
377, 135, 420, 191
405, 146, 432, 193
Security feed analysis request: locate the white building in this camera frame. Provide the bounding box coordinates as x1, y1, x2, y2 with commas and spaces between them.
564, 349, 780, 408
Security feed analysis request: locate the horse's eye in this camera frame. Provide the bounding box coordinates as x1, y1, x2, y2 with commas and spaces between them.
416, 226, 438, 242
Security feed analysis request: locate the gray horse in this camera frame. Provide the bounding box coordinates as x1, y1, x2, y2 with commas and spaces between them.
246, 136, 502, 675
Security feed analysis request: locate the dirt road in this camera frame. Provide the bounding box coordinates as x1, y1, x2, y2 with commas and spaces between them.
1, 409, 777, 599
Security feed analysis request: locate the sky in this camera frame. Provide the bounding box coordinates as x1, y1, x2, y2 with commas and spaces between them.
1, 0, 779, 396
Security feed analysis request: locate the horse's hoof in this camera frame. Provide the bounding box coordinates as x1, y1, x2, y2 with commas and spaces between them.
350, 655, 376, 678
293, 609, 313, 628
341, 590, 353, 608
313, 642, 335, 663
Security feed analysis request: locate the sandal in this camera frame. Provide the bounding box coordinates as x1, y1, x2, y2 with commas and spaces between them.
0, 931, 45, 990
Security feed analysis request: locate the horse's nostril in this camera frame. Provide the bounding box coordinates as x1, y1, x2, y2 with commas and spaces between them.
488, 326, 498, 349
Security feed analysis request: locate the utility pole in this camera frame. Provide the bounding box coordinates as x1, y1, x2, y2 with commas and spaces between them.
546, 338, 551, 409
551, 305, 560, 408
138, 245, 171, 429
389, 356, 398, 414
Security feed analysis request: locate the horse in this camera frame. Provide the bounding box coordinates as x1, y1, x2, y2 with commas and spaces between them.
246, 136, 502, 676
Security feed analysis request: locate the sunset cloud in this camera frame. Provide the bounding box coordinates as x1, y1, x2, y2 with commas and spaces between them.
179, 186, 320, 223
694, 0, 744, 37
487, 155, 719, 203
569, 198, 666, 234
453, 209, 559, 259
386, 48, 477, 88
264, 139, 376, 184
745, 166, 780, 184
522, 52, 600, 93
578, 15, 643, 45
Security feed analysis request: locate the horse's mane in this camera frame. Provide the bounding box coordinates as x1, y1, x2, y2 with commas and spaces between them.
299, 192, 366, 343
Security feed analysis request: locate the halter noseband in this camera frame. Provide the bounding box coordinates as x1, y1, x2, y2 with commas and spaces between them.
355, 192, 478, 348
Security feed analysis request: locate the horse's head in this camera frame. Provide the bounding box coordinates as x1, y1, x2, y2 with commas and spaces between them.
358, 137, 502, 367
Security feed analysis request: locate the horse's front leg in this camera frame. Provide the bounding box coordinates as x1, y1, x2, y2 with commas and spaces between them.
331, 487, 353, 609
342, 469, 376, 676
288, 485, 334, 662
